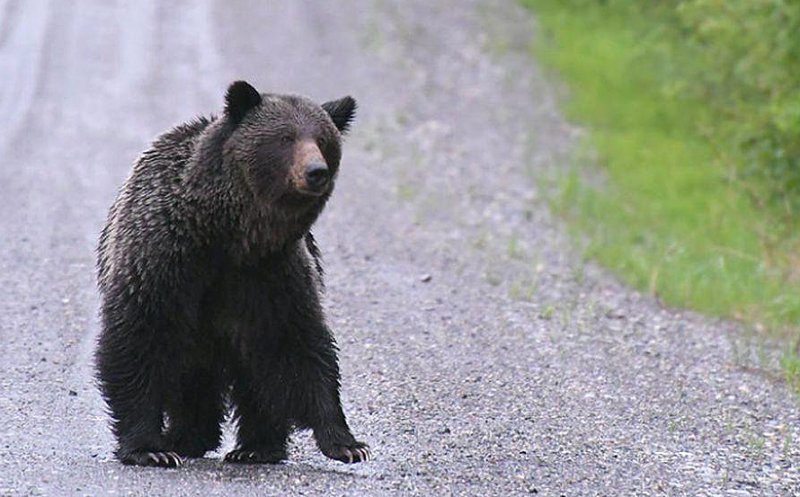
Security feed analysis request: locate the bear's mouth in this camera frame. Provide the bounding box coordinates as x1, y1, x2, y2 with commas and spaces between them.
296, 186, 328, 197
281, 188, 329, 209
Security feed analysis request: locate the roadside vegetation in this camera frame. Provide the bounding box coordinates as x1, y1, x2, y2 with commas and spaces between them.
522, 0, 800, 387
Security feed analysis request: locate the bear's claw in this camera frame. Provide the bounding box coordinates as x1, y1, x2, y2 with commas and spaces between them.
121, 450, 183, 468
224, 449, 286, 464
321, 441, 371, 464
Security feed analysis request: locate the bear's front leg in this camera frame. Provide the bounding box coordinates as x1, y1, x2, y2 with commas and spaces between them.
313, 412, 372, 464
295, 329, 371, 464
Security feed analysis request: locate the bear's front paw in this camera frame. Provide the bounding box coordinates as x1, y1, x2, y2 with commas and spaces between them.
320, 441, 371, 464
121, 450, 183, 468
224, 448, 287, 464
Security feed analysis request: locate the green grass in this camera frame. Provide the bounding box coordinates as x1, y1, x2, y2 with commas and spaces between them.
521, 1, 800, 375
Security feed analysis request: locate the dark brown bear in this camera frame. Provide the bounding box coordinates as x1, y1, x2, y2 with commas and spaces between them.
95, 80, 369, 468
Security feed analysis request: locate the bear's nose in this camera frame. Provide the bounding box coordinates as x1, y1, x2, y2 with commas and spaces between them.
305, 163, 330, 190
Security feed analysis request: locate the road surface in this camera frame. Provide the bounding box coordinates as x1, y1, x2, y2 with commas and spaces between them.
1, 1, 798, 495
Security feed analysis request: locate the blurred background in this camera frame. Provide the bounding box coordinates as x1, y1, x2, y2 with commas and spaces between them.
1, 1, 799, 494
531, 0, 800, 382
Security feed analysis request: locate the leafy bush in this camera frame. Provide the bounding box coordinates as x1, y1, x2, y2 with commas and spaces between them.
537, 0, 800, 214
677, 0, 800, 215
527, 0, 800, 338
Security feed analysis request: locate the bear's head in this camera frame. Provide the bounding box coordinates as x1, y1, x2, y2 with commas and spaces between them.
221, 80, 356, 219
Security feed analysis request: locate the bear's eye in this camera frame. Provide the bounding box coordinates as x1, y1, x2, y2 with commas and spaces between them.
317, 136, 328, 147
280, 134, 294, 144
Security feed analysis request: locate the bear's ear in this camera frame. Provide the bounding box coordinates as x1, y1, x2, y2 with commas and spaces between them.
322, 96, 357, 134
224, 81, 262, 124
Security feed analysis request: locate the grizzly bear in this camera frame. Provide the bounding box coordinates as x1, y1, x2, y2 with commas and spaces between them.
95, 80, 369, 467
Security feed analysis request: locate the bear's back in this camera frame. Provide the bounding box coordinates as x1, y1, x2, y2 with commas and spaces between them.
137, 116, 215, 189
97, 117, 215, 291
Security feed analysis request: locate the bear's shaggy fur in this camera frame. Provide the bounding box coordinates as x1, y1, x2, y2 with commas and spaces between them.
95, 81, 369, 467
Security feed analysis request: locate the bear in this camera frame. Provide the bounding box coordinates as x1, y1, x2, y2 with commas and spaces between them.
95, 80, 369, 468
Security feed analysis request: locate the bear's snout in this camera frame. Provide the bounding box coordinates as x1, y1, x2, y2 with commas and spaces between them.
293, 140, 330, 195
305, 163, 330, 191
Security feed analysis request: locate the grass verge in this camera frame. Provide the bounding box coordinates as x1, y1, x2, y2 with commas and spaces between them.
521, 0, 800, 387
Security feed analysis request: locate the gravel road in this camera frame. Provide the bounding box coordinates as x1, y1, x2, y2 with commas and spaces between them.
1, 1, 798, 495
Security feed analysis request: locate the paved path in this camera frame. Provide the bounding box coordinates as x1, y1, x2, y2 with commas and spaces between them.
1, 1, 798, 495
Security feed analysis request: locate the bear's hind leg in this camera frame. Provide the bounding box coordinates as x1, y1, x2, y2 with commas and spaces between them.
96, 325, 181, 468
225, 379, 290, 464
163, 367, 225, 458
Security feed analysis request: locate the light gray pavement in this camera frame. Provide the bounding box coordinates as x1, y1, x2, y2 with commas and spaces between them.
0, 1, 798, 495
